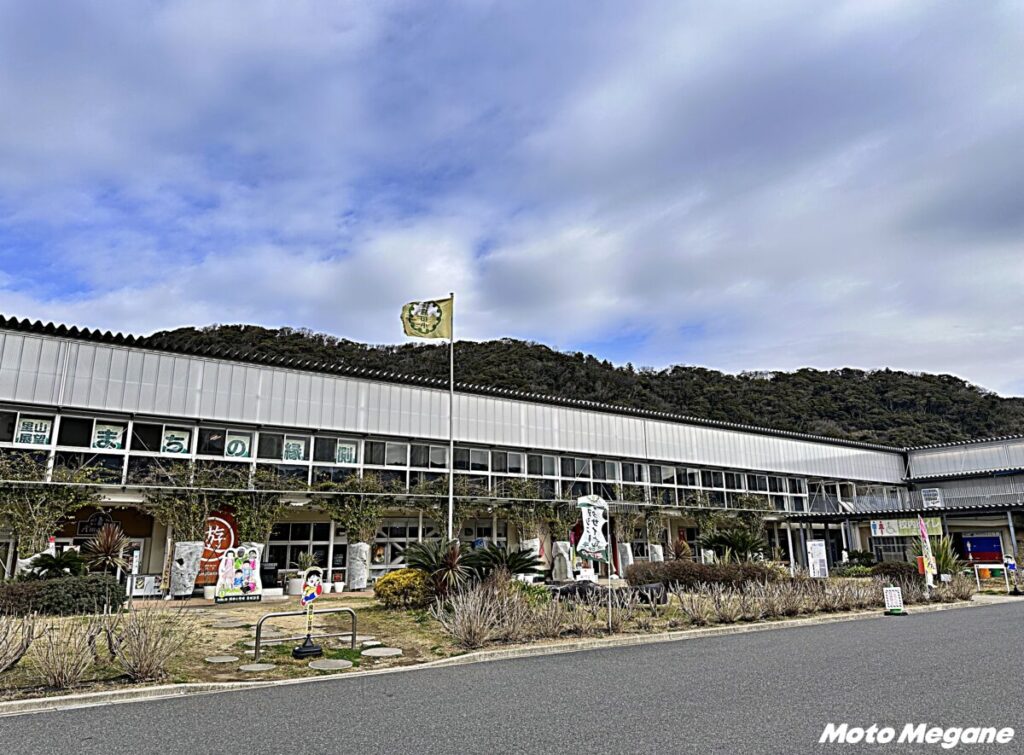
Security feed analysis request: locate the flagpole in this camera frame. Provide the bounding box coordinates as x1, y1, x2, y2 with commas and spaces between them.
447, 291, 455, 541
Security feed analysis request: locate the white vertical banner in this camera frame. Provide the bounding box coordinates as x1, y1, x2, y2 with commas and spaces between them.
576, 495, 609, 563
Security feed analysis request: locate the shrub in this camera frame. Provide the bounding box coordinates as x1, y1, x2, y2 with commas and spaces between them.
0, 613, 35, 674
530, 598, 566, 639
465, 545, 542, 580
847, 550, 876, 567
430, 586, 499, 649
626, 560, 784, 589
27, 550, 87, 579
374, 568, 431, 609
672, 586, 715, 626
832, 564, 873, 578
405, 539, 471, 598
948, 573, 977, 601
0, 574, 125, 616
871, 562, 920, 582
105, 603, 196, 682
28, 616, 102, 689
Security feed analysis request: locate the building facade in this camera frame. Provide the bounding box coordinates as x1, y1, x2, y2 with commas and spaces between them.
0, 317, 1020, 588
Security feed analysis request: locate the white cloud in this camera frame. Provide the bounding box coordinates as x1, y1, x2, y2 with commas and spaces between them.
1, 1, 1023, 394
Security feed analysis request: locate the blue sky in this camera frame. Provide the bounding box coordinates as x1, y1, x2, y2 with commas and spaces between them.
1, 2, 1023, 393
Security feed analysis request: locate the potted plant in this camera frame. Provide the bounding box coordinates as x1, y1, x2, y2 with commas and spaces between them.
287, 551, 319, 595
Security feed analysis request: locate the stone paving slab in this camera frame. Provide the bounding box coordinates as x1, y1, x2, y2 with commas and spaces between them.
308, 659, 353, 671
361, 647, 402, 658
204, 655, 239, 664
239, 663, 276, 672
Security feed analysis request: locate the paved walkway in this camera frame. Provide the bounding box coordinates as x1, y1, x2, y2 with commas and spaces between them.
3, 601, 1022, 754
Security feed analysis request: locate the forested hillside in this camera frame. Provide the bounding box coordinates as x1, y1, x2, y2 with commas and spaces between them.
145, 324, 1024, 447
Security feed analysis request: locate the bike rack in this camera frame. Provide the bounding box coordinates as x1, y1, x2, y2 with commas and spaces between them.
252, 606, 357, 662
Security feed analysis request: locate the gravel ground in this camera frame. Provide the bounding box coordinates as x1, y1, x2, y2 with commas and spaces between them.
2, 601, 1022, 754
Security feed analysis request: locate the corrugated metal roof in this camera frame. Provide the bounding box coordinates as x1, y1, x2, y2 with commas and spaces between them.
0, 314, 906, 454
787, 500, 1024, 521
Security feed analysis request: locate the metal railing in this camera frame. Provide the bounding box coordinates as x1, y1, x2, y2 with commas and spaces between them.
252, 606, 357, 662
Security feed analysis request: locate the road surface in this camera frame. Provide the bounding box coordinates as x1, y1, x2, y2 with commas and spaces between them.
3, 602, 1022, 754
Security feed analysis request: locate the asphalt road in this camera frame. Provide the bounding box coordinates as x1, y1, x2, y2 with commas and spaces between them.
3, 602, 1022, 754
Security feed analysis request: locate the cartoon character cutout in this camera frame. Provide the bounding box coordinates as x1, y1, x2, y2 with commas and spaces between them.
301, 567, 323, 608
216, 549, 237, 596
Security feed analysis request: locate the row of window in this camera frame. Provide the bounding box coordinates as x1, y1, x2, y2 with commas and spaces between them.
0, 408, 809, 500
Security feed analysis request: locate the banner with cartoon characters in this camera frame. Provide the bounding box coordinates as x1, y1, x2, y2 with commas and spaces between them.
215, 543, 264, 603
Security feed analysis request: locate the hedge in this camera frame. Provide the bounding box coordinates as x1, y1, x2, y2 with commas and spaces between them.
870, 561, 920, 581
374, 568, 431, 609
624, 560, 785, 588
0, 574, 126, 615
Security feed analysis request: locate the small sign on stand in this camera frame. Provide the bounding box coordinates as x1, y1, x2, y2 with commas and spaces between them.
293, 566, 324, 659
883, 586, 906, 616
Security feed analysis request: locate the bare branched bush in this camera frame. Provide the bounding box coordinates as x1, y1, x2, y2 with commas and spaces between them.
709, 584, 742, 624
948, 574, 977, 601
673, 585, 715, 626
29, 616, 102, 689
431, 586, 499, 649
0, 613, 36, 674
737, 585, 765, 621
531, 598, 566, 639
105, 603, 196, 682
564, 602, 596, 636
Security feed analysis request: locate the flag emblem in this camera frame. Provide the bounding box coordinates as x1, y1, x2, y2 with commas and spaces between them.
401, 297, 452, 339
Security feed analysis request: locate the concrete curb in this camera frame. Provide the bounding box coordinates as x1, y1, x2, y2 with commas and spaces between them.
0, 598, 992, 718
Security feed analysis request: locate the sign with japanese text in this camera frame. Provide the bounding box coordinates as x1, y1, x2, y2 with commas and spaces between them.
15, 417, 51, 445
807, 539, 829, 578
283, 437, 306, 461
161, 428, 191, 454
336, 440, 357, 464
224, 431, 251, 458
576, 495, 609, 563
92, 423, 125, 449
215, 545, 262, 603
918, 515, 937, 576
197, 513, 238, 586
870, 517, 942, 538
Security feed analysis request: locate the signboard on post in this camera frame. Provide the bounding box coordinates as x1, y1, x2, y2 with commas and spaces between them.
807, 539, 829, 578
918, 515, 937, 584
920, 488, 944, 509
883, 586, 905, 615
294, 566, 325, 659
870, 517, 942, 538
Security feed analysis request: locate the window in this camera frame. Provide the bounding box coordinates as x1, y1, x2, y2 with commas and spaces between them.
198, 429, 225, 456
747, 474, 768, 492
701, 470, 724, 488
411, 445, 430, 468
724, 472, 745, 490
561, 458, 590, 479
0, 411, 16, 442
768, 476, 785, 493
314, 438, 358, 464
661, 466, 677, 485
385, 442, 407, 467
57, 418, 93, 447
686, 469, 700, 487
528, 454, 557, 476
258, 433, 284, 460
430, 446, 447, 468
493, 451, 523, 474
313, 467, 358, 485
788, 478, 806, 494
771, 495, 787, 511
365, 441, 386, 466
469, 449, 488, 472
622, 463, 644, 483
647, 465, 663, 484
54, 452, 123, 483
131, 423, 163, 452
453, 447, 470, 471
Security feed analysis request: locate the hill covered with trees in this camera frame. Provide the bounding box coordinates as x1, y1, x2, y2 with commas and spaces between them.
145, 324, 1024, 447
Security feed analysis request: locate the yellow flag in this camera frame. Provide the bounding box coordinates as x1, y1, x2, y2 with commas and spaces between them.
401, 297, 453, 339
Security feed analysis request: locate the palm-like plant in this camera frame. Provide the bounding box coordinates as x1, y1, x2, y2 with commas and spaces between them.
81, 524, 130, 574
912, 536, 965, 576
465, 544, 542, 580
29, 549, 87, 579
698, 528, 767, 562
404, 539, 471, 598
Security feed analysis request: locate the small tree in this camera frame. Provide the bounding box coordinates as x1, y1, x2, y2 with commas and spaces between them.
546, 499, 580, 542
495, 478, 544, 542
0, 451, 101, 558
143, 461, 248, 542
408, 474, 485, 535
233, 467, 307, 543
321, 472, 394, 544
610, 505, 645, 544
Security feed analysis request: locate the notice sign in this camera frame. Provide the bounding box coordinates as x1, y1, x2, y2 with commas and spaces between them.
883, 586, 904, 613
870, 517, 942, 538
807, 539, 829, 578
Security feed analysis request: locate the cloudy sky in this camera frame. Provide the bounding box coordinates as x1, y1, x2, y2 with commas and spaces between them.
1, 2, 1022, 393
